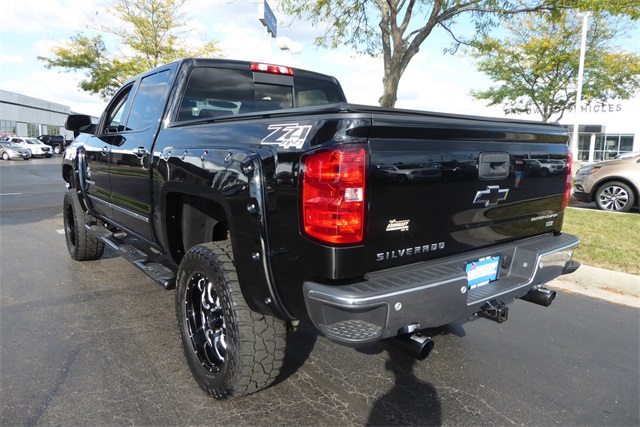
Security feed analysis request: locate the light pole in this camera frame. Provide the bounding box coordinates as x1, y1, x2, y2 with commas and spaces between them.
571, 11, 590, 160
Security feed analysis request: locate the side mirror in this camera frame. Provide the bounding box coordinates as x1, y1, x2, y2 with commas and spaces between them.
65, 114, 96, 135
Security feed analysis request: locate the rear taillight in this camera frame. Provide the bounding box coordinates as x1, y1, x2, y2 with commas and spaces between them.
561, 150, 573, 210
302, 148, 366, 244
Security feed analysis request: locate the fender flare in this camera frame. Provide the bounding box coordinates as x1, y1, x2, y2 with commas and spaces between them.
155, 146, 293, 320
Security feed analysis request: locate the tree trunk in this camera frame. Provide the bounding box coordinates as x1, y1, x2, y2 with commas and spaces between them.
379, 68, 402, 108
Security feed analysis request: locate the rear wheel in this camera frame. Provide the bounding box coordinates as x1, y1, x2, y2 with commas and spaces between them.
54, 145, 62, 154
63, 190, 105, 260
2, 152, 9, 160
175, 241, 286, 400
595, 181, 635, 212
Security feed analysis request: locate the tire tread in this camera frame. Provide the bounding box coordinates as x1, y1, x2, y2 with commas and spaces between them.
63, 190, 105, 261
176, 241, 286, 400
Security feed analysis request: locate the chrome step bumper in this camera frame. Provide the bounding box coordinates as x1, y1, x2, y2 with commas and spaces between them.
303, 233, 580, 345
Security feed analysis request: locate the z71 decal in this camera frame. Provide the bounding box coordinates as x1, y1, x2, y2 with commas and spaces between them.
261, 123, 312, 149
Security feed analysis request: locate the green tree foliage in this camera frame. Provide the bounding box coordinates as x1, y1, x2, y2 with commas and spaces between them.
38, 0, 221, 100
280, 0, 563, 108
553, 0, 640, 20
469, 11, 640, 122
280, 0, 639, 108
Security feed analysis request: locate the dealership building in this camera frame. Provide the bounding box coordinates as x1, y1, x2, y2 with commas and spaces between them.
562, 98, 639, 163
0, 89, 638, 162
0, 90, 77, 141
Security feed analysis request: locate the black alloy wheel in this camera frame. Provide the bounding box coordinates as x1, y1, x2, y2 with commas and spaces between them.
175, 241, 286, 400
185, 271, 227, 373
63, 190, 105, 260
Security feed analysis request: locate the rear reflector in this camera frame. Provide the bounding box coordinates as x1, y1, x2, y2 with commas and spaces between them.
561, 150, 573, 210
251, 63, 294, 76
302, 148, 366, 244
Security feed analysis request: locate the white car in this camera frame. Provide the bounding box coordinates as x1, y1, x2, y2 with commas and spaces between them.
4, 136, 52, 158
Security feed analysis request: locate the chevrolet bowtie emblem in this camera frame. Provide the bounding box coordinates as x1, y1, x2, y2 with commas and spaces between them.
473, 185, 509, 207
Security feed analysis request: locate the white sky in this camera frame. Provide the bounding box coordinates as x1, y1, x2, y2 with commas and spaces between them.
0, 0, 638, 133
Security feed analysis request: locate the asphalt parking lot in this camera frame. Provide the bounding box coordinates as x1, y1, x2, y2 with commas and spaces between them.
1, 158, 638, 426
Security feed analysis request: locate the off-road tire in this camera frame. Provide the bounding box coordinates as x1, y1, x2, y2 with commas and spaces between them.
595, 181, 635, 212
175, 241, 286, 400
63, 190, 105, 260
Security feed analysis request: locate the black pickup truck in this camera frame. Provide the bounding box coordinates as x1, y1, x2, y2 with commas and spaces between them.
62, 58, 580, 400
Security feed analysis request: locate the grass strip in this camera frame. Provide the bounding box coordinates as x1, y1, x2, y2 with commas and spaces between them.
562, 208, 640, 275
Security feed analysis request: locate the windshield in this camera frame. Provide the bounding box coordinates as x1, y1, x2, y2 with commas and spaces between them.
25, 139, 41, 144
4, 142, 21, 148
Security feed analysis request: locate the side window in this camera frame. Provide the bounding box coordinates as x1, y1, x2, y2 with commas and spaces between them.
104, 85, 134, 133
126, 70, 172, 131
294, 76, 345, 106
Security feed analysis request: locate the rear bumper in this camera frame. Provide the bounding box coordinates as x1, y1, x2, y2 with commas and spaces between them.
303, 233, 580, 346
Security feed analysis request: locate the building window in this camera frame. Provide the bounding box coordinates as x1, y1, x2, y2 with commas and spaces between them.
594, 134, 635, 161
577, 134, 591, 161
1, 120, 16, 139
619, 135, 634, 154
27, 123, 39, 137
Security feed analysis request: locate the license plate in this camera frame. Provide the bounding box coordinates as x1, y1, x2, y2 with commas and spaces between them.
466, 256, 500, 289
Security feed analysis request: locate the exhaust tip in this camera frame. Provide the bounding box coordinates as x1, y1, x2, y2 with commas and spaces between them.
521, 287, 556, 307
390, 332, 435, 360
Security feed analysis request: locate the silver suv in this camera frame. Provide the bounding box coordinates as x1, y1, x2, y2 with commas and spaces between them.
573, 155, 640, 212
537, 159, 566, 176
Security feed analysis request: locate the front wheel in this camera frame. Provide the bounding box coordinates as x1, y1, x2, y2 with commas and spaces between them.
54, 145, 62, 154
63, 190, 105, 260
595, 181, 636, 212
175, 242, 286, 400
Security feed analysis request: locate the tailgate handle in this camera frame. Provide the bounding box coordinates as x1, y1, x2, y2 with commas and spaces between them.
478, 152, 510, 180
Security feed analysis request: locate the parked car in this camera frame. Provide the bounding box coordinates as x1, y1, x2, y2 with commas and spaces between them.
374, 164, 413, 183
37, 134, 67, 154
614, 151, 640, 160
537, 159, 566, 176
0, 141, 31, 160
523, 159, 542, 175
573, 155, 640, 212
407, 163, 443, 181
4, 136, 52, 158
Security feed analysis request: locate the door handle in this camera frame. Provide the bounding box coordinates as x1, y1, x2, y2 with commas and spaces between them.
133, 147, 149, 157
101, 146, 111, 156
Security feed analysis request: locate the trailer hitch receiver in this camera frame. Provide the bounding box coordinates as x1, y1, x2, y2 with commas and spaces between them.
479, 300, 509, 323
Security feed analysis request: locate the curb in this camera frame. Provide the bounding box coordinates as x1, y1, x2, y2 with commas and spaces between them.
550, 265, 640, 308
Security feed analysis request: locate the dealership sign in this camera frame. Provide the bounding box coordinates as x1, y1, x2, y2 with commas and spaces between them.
259, 1, 277, 38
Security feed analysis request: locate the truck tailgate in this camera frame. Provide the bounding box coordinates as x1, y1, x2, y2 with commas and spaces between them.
365, 113, 570, 273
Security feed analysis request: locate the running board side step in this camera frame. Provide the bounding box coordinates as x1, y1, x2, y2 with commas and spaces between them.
87, 224, 176, 289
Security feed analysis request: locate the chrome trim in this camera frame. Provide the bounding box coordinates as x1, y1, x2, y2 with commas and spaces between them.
308, 276, 461, 306
87, 194, 150, 223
